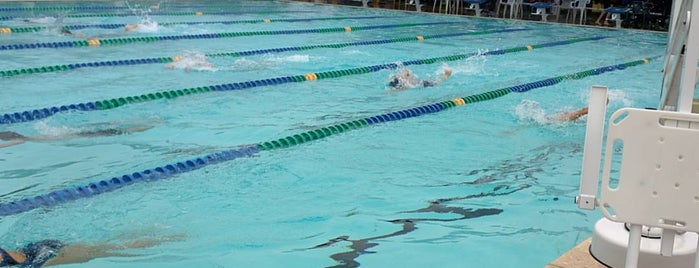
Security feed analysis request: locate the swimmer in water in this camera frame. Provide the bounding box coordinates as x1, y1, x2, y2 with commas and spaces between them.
60, 26, 137, 39
165, 51, 215, 72
0, 235, 182, 267
0, 123, 155, 149
388, 68, 452, 90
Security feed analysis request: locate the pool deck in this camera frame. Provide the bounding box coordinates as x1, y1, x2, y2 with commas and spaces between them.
546, 238, 608, 268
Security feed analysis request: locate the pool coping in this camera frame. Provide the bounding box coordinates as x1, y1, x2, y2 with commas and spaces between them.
545, 238, 608, 268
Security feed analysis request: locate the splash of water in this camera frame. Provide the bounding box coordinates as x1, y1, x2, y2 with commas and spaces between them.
229, 54, 310, 71
166, 51, 216, 72
124, 0, 160, 32
515, 99, 550, 124
261, 54, 310, 63
33, 121, 79, 137
606, 89, 633, 107
449, 50, 490, 76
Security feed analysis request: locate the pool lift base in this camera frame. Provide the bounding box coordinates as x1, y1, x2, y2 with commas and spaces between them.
577, 0, 699, 266
590, 218, 698, 268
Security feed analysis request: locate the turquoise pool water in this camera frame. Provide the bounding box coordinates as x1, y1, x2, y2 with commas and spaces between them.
0, 1, 669, 267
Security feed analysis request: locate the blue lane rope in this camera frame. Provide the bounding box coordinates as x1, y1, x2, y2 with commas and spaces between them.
0, 36, 602, 126
0, 21, 462, 51
3, 16, 397, 33
0, 11, 318, 21
0, 36, 603, 126
0, 4, 291, 12
0, 57, 655, 217
0, 28, 529, 77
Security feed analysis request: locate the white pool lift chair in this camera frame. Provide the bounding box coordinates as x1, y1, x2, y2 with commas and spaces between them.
577, 86, 699, 268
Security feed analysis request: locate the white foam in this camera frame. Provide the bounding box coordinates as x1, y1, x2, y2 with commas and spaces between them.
166, 51, 217, 72
33, 121, 79, 137
449, 50, 490, 76
261, 54, 310, 63
341, 50, 371, 56
515, 99, 550, 124
606, 88, 633, 107
133, 19, 159, 33
228, 54, 310, 71
230, 58, 273, 71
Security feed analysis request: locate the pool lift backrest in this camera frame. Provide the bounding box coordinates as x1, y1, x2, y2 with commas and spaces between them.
576, 0, 699, 267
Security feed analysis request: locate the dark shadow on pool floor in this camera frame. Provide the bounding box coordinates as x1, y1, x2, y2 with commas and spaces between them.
304, 143, 582, 267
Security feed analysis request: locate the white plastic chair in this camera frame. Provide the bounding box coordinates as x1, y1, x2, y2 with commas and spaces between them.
433, 0, 456, 13
598, 108, 699, 268
574, 0, 590, 24
557, 0, 576, 22
498, 0, 522, 19
463, 0, 490, 16
530, 2, 554, 22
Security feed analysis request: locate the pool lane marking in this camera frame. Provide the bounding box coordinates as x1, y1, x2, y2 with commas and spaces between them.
0, 36, 606, 126
0, 10, 319, 21
0, 28, 529, 77
0, 3, 290, 12
1, 16, 399, 34
0, 21, 463, 50
0, 57, 655, 217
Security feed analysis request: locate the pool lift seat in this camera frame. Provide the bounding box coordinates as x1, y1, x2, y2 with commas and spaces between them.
577, 0, 699, 266
578, 90, 699, 267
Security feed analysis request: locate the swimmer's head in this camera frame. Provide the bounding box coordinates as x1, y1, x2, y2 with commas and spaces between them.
389, 77, 400, 88
444, 68, 452, 77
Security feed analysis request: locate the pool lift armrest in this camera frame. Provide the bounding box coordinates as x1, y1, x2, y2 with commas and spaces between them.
575, 85, 607, 211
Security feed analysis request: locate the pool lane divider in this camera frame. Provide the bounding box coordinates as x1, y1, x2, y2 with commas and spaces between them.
1, 16, 397, 34
0, 28, 530, 77
0, 3, 286, 12
0, 36, 606, 126
0, 21, 462, 50
0, 10, 318, 21
0, 57, 655, 217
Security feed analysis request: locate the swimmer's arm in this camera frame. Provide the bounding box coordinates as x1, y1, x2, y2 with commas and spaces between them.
0, 139, 26, 149
431, 68, 452, 85
552, 107, 589, 122
124, 124, 155, 133
44, 235, 184, 266
43, 244, 139, 266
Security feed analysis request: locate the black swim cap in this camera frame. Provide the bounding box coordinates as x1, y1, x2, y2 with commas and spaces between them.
389, 78, 400, 88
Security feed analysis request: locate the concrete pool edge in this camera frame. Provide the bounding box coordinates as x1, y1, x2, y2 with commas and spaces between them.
546, 238, 608, 268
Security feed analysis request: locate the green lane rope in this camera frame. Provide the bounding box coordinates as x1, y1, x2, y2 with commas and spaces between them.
0, 16, 396, 34
0, 28, 529, 78
0, 57, 655, 216
0, 36, 606, 126
0, 10, 318, 21
0, 21, 462, 50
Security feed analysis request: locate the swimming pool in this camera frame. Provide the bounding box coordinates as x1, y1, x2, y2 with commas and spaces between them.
0, 1, 670, 267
